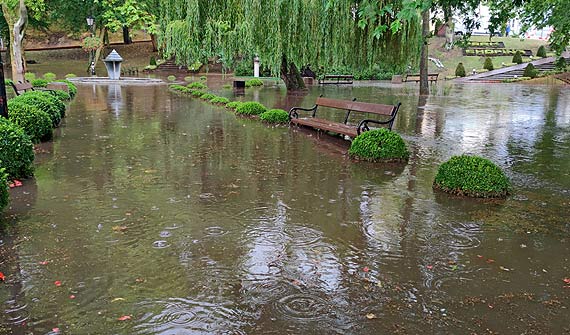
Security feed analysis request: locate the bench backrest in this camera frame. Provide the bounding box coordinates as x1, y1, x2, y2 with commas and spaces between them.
10, 82, 34, 96
316, 97, 396, 116
47, 82, 69, 92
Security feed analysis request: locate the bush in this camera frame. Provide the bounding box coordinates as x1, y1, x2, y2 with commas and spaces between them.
169, 84, 187, 92
43, 72, 57, 81
31, 79, 49, 88
52, 90, 72, 102
5, 79, 13, 86
455, 63, 466, 77
536, 45, 547, 58
167, 75, 176, 82
483, 57, 494, 71
184, 76, 194, 82
260, 109, 289, 123
150, 56, 157, 66
24, 73, 36, 81
191, 90, 204, 98
523, 63, 538, 78
555, 57, 567, 71
234, 60, 253, 76
0, 119, 35, 179
348, 128, 409, 162
200, 76, 207, 81
187, 82, 207, 90
0, 167, 8, 212
65, 73, 77, 78
226, 101, 243, 110
512, 51, 523, 64
210, 96, 230, 105
245, 78, 264, 87
433, 155, 510, 198
14, 91, 66, 126
56, 80, 77, 98
200, 93, 216, 100
7, 101, 53, 143
235, 101, 267, 115
188, 61, 203, 72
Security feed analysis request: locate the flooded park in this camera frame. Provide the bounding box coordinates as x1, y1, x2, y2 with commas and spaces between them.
1, 65, 569, 334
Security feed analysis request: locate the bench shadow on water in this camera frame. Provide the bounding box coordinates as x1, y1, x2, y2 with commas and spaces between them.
1, 80, 569, 334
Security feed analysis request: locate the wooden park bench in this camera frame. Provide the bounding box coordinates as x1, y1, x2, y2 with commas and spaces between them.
318, 74, 354, 85
404, 73, 439, 83
289, 97, 401, 139
10, 81, 35, 96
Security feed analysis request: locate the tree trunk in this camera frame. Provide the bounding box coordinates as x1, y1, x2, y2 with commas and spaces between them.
150, 34, 158, 52
444, 14, 454, 49
419, 8, 430, 96
1, 0, 27, 83
122, 26, 132, 44
280, 55, 306, 91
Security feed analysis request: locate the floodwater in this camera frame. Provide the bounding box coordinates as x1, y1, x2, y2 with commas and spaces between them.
1, 78, 570, 334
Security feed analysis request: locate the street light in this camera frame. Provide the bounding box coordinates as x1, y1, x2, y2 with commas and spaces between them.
0, 51, 8, 118
86, 15, 96, 76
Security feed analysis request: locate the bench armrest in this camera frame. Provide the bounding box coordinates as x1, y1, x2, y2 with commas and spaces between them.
289, 105, 317, 119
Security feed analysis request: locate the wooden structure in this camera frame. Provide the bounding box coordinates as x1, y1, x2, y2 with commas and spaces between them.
289, 97, 401, 138
403, 73, 439, 83
10, 81, 34, 96
47, 82, 69, 92
318, 74, 354, 85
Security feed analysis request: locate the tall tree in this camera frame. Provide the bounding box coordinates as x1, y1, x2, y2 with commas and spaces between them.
159, 0, 421, 90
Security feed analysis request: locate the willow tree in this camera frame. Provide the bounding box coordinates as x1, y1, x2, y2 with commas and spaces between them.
159, 0, 421, 90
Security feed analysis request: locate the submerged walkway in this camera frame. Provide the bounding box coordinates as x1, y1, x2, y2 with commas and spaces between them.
456, 51, 570, 83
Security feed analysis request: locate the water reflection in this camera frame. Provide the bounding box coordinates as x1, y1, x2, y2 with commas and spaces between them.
1, 81, 569, 333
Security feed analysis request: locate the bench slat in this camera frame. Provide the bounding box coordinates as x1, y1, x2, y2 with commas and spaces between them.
315, 97, 396, 116
291, 118, 358, 138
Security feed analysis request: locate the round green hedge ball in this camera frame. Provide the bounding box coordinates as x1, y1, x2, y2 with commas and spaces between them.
235, 101, 267, 115
433, 155, 510, 198
0, 119, 35, 179
349, 128, 409, 162
260, 109, 289, 123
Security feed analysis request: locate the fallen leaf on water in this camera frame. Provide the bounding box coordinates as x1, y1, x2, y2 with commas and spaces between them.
135, 278, 145, 283
54, 280, 62, 287
499, 266, 511, 272
477, 255, 484, 259
52, 328, 60, 333
486, 259, 495, 264
14, 180, 22, 187
563, 278, 570, 284
363, 267, 370, 273
69, 295, 76, 299
0, 272, 5, 281
39, 261, 49, 265
426, 265, 433, 270
111, 298, 126, 302
118, 315, 132, 321
112, 226, 128, 232
366, 313, 377, 319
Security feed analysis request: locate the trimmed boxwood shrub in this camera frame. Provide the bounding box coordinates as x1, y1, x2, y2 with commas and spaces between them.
52, 90, 72, 102
245, 78, 264, 87
260, 109, 289, 123
43, 72, 57, 81
31, 79, 49, 88
7, 101, 53, 143
191, 90, 204, 98
24, 73, 36, 81
348, 128, 409, 162
167, 75, 176, 82
0, 119, 35, 179
56, 80, 77, 98
226, 101, 243, 110
169, 84, 188, 92
433, 155, 510, 198
65, 73, 77, 78
536, 45, 547, 58
555, 57, 567, 71
150, 56, 157, 66
235, 101, 267, 115
483, 57, 494, 71
512, 51, 523, 64
455, 63, 466, 77
0, 167, 8, 212
200, 75, 207, 81
210, 96, 230, 105
187, 82, 207, 90
15, 91, 66, 126
523, 63, 538, 78
200, 93, 216, 100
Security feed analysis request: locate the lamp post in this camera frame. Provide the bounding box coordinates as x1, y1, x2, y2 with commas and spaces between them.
0, 51, 8, 119
86, 15, 96, 76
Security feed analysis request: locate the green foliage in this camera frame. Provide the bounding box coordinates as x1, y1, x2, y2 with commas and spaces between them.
200, 93, 216, 100
245, 78, 264, 87
0, 167, 8, 213
555, 57, 567, 71
169, 84, 188, 92
210, 96, 230, 104
65, 73, 77, 78
81, 36, 103, 52
260, 109, 289, 123
31, 79, 49, 87
523, 63, 539, 78
13, 91, 66, 126
191, 90, 204, 97
187, 82, 207, 90
433, 155, 510, 198
7, 101, 53, 143
536, 45, 547, 58
483, 57, 494, 71
455, 62, 466, 77
55, 80, 77, 98
150, 56, 157, 66
235, 101, 267, 115
24, 73, 36, 81
188, 61, 203, 72
222, 84, 232, 89
512, 51, 523, 64
43, 72, 57, 81
226, 101, 243, 110
348, 128, 409, 162
200, 76, 207, 81
234, 60, 253, 76
0, 119, 35, 179
184, 76, 194, 82
52, 90, 72, 102
167, 75, 176, 82
5, 79, 14, 86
